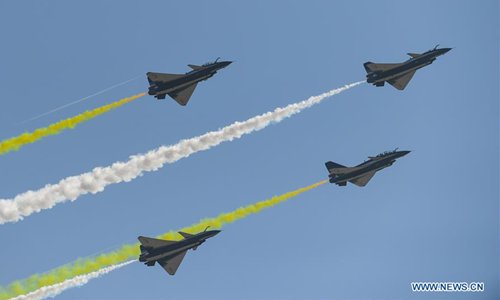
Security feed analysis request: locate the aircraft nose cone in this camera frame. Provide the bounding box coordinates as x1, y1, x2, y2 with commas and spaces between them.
219, 61, 232, 68
441, 48, 452, 54
209, 230, 221, 236
399, 150, 411, 157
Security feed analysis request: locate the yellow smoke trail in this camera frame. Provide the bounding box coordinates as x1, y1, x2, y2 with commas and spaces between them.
0, 180, 327, 299
0, 93, 145, 156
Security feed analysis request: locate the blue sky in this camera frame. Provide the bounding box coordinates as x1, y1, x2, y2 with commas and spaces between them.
0, 1, 498, 299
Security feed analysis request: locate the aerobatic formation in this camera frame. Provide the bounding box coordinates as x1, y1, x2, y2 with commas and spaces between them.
1, 46, 451, 299
0, 80, 362, 224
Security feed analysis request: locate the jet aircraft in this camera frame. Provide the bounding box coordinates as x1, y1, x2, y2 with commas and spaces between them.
138, 227, 220, 275
147, 58, 232, 105
364, 45, 451, 90
325, 149, 410, 187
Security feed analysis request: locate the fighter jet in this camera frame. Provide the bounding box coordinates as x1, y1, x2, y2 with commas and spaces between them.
147, 58, 232, 106
364, 45, 451, 90
325, 149, 410, 187
138, 227, 220, 275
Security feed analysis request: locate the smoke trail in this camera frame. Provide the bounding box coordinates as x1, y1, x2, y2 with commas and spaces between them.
0, 93, 145, 156
16, 75, 143, 125
9, 261, 135, 300
0, 180, 327, 299
0, 81, 363, 224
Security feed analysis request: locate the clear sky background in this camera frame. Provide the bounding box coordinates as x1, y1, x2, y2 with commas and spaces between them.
0, 1, 498, 299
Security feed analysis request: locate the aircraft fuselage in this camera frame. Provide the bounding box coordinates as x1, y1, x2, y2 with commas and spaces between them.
149, 67, 216, 97
148, 62, 231, 98
366, 47, 451, 86
139, 230, 219, 265
328, 150, 410, 186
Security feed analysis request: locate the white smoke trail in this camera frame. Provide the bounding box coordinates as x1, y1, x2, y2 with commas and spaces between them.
10, 260, 135, 300
0, 81, 364, 224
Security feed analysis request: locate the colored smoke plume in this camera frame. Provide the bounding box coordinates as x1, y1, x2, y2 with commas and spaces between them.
0, 180, 326, 299
0, 82, 362, 224
0, 93, 145, 156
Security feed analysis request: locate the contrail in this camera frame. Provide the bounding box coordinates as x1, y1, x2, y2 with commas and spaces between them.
0, 180, 327, 299
9, 260, 135, 300
0, 81, 363, 224
0, 93, 145, 156
16, 75, 143, 125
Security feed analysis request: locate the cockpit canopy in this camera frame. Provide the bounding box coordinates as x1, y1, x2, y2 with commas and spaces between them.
375, 148, 399, 158
422, 44, 440, 54
202, 57, 221, 66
